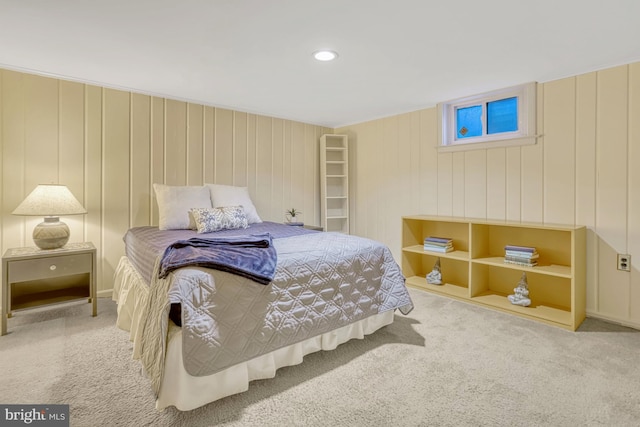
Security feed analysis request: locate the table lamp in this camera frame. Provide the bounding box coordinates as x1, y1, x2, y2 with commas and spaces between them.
12, 184, 87, 249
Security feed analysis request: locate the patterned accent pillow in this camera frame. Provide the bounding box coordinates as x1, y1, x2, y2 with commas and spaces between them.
190, 206, 249, 234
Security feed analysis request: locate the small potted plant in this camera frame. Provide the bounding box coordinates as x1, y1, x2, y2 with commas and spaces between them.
285, 208, 302, 224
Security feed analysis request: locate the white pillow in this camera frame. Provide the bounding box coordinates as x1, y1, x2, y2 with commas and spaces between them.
153, 184, 212, 230
205, 183, 262, 224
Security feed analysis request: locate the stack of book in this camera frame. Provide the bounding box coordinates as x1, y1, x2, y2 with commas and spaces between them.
424, 236, 454, 253
504, 245, 538, 267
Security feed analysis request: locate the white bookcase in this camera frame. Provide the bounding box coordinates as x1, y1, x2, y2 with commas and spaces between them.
402, 216, 586, 331
320, 134, 349, 233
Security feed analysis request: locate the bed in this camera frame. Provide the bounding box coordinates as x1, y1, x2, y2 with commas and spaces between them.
112, 184, 413, 411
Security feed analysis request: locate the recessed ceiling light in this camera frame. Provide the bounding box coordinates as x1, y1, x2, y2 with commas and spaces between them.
313, 50, 338, 61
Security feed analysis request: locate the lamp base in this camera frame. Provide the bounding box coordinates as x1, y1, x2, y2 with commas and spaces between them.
33, 217, 70, 249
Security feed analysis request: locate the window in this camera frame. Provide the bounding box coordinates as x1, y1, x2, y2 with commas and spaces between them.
439, 82, 537, 150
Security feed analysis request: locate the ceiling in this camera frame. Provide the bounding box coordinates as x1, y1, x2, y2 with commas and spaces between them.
1, 0, 639, 128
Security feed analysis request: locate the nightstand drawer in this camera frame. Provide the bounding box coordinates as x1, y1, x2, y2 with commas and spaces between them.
8, 253, 93, 283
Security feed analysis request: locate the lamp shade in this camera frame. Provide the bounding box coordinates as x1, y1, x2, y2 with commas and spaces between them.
12, 184, 87, 216
12, 184, 87, 249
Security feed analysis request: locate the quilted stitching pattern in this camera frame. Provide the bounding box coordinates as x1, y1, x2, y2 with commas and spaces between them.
171, 232, 413, 377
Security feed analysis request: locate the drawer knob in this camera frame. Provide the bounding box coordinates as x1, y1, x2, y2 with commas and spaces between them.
50, 265, 57, 271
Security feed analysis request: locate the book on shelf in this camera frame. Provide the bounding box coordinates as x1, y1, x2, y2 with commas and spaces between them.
504, 259, 538, 267
504, 243, 538, 266
424, 245, 454, 253
424, 236, 453, 245
424, 236, 454, 252
425, 236, 452, 244
505, 250, 539, 259
505, 255, 538, 264
424, 241, 449, 247
504, 244, 536, 253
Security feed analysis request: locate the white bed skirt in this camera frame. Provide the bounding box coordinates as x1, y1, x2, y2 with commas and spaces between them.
112, 256, 395, 411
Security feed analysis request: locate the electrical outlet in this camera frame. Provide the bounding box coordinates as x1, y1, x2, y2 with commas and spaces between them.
617, 254, 631, 272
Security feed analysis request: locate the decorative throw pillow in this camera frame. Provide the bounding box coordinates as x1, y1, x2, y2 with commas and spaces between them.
205, 183, 262, 224
190, 206, 249, 233
153, 184, 212, 230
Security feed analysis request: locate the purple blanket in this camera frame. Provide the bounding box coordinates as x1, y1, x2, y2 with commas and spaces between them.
158, 233, 276, 285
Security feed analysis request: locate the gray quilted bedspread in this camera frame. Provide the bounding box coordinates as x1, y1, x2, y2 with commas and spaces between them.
168, 231, 414, 377
137, 229, 413, 391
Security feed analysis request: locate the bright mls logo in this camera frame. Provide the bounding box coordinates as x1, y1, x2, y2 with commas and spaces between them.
0, 405, 69, 426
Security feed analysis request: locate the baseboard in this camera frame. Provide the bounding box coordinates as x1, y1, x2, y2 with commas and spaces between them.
97, 289, 114, 299
586, 310, 640, 331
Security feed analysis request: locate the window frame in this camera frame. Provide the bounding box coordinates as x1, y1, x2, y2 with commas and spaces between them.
438, 82, 537, 151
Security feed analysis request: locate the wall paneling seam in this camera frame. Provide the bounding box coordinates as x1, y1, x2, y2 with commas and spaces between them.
245, 113, 249, 186
128, 93, 133, 228
99, 87, 106, 289
200, 106, 205, 184
271, 117, 274, 218
56, 80, 61, 184
82, 84, 88, 241
184, 102, 189, 184
538, 85, 544, 223
232, 111, 236, 185
213, 107, 217, 183
0, 71, 3, 240
626, 64, 631, 254
594, 71, 600, 313
150, 97, 154, 195
573, 77, 578, 225
626, 65, 631, 318
148, 96, 153, 222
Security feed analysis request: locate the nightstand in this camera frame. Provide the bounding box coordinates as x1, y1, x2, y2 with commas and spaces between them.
285, 222, 323, 231
1, 242, 96, 336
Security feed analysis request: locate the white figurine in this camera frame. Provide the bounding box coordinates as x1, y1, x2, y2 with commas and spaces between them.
508, 272, 531, 307
426, 258, 443, 285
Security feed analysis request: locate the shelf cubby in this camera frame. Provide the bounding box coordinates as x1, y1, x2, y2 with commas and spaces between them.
402, 249, 470, 299
470, 263, 572, 326
402, 216, 470, 253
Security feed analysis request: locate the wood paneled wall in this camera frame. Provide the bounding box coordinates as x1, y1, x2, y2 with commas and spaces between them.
2, 62, 638, 328
338, 61, 640, 329
0, 69, 329, 295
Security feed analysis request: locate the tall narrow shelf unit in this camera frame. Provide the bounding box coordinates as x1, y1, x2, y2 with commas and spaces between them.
320, 134, 349, 233
402, 216, 586, 330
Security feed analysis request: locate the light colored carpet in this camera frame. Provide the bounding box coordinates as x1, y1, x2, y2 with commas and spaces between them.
1, 288, 639, 427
